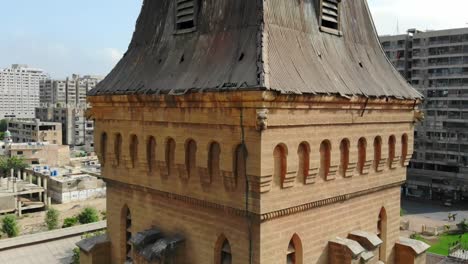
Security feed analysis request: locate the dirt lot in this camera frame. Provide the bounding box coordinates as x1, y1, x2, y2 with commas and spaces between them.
15, 198, 106, 235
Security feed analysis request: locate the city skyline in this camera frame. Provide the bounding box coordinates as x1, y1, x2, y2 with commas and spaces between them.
0, 0, 467, 78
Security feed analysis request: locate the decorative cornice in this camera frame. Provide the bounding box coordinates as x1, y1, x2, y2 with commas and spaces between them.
106, 179, 405, 223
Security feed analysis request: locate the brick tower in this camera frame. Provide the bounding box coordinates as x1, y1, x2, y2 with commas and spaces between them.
80, 0, 429, 263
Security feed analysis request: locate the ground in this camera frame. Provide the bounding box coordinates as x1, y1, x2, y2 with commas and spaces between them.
4, 198, 106, 236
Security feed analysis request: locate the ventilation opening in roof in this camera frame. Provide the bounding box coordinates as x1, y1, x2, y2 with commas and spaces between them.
175, 0, 197, 33
320, 0, 342, 36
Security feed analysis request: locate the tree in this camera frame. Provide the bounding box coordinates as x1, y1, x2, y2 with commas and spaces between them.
77, 207, 100, 224
63, 217, 79, 228
0, 156, 28, 177
2, 215, 19, 237
45, 208, 60, 230
0, 119, 7, 132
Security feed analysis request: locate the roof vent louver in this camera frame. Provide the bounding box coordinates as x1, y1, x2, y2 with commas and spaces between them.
320, 0, 342, 36
175, 0, 197, 34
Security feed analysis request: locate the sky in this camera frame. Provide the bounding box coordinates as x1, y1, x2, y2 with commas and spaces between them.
0, 0, 467, 78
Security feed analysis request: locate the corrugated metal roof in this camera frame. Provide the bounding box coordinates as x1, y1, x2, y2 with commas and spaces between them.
89, 0, 422, 100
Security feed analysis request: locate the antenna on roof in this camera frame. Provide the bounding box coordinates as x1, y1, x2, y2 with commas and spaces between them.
396, 19, 400, 34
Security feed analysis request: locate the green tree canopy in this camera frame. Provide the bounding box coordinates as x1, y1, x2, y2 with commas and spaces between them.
0, 156, 28, 176
0, 119, 7, 132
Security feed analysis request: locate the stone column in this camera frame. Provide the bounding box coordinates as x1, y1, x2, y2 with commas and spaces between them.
37, 176, 42, 187
29, 173, 33, 184
17, 170, 21, 181
17, 200, 22, 217
13, 181, 17, 193
43, 178, 48, 207
39, 191, 43, 202
10, 168, 14, 178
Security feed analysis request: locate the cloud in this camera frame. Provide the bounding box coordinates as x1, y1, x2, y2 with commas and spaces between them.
368, 0, 468, 35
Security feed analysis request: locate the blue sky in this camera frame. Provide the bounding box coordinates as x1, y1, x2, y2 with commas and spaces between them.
0, 0, 467, 78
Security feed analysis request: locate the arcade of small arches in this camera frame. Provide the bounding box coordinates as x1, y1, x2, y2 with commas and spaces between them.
98, 132, 410, 192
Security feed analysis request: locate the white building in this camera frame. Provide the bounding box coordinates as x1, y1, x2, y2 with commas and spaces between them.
0, 64, 49, 118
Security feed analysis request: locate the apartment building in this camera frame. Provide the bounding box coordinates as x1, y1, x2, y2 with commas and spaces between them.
7, 119, 62, 145
39, 74, 102, 106
35, 106, 94, 148
0, 64, 49, 118
381, 28, 468, 201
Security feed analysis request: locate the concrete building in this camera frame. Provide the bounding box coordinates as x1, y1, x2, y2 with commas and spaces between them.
35, 106, 94, 148
7, 142, 70, 166
79, 1, 429, 264
7, 119, 62, 145
39, 74, 102, 106
0, 64, 48, 119
381, 28, 468, 201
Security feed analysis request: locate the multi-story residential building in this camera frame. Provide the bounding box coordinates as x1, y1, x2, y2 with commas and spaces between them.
7, 119, 62, 145
381, 28, 468, 201
78, 1, 429, 263
39, 74, 102, 106
0, 64, 48, 118
35, 106, 94, 149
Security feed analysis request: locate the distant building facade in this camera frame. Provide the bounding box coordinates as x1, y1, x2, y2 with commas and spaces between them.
7, 119, 62, 145
80, 1, 428, 264
36, 106, 94, 148
7, 142, 70, 166
39, 74, 102, 106
0, 64, 48, 118
381, 28, 468, 201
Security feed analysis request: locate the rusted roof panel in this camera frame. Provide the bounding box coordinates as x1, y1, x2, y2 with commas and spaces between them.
89, 0, 422, 100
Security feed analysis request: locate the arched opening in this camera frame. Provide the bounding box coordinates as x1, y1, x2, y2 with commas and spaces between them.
374, 136, 382, 171
215, 235, 232, 264
378, 207, 388, 261
185, 139, 197, 178
100, 132, 107, 166
357, 138, 367, 174
287, 234, 303, 264
388, 135, 396, 168
208, 142, 221, 183
129, 134, 138, 168
165, 138, 176, 176
233, 144, 247, 189
297, 142, 310, 183
401, 134, 408, 166
147, 136, 156, 172
122, 205, 132, 263
319, 140, 331, 179
274, 144, 288, 188
340, 139, 350, 177
114, 133, 122, 166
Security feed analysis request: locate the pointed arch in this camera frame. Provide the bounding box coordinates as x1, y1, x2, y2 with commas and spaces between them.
373, 136, 382, 171
185, 139, 197, 178
165, 137, 176, 176
378, 207, 388, 261
357, 138, 367, 174
147, 136, 156, 172
297, 142, 310, 183
129, 134, 138, 168
208, 141, 221, 183
214, 234, 232, 264
287, 234, 303, 264
319, 140, 331, 179
100, 132, 107, 166
388, 135, 396, 168
339, 139, 350, 177
114, 133, 122, 166
274, 144, 288, 188
401, 134, 408, 166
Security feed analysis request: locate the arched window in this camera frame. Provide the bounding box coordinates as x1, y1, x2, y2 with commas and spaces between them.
373, 136, 382, 171
297, 143, 310, 183
274, 144, 288, 188
114, 133, 122, 166
388, 135, 396, 168
319, 140, 331, 179
100, 132, 107, 166
208, 142, 221, 183
122, 206, 132, 263
129, 134, 138, 168
339, 139, 350, 177
357, 138, 367, 174
165, 138, 176, 176
215, 236, 232, 264
185, 139, 197, 178
378, 207, 388, 261
401, 134, 408, 166
233, 144, 246, 189
287, 234, 303, 264
147, 136, 156, 172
